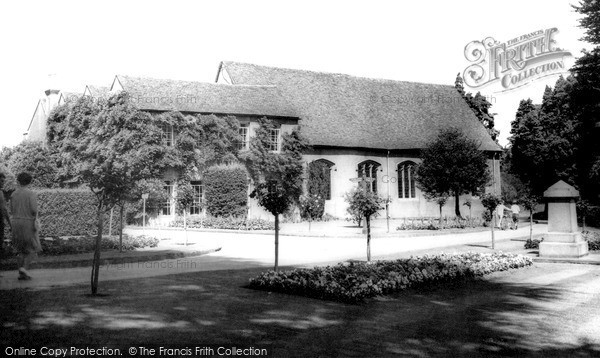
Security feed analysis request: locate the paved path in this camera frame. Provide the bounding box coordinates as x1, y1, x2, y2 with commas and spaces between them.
0, 224, 546, 290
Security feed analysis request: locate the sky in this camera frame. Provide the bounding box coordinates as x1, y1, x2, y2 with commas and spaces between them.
0, 0, 590, 149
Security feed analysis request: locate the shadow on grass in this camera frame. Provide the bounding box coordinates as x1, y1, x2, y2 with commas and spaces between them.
1, 265, 600, 357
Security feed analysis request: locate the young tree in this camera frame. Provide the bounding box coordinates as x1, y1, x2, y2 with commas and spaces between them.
299, 194, 324, 231
481, 193, 502, 249
48, 93, 167, 295
240, 118, 309, 271
344, 185, 384, 262
434, 196, 448, 228
521, 194, 540, 241
416, 128, 491, 217
175, 180, 196, 246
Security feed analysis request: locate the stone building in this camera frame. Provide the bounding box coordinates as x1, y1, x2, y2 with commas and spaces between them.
25, 61, 502, 220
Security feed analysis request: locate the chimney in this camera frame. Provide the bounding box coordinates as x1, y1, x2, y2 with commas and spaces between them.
44, 89, 60, 113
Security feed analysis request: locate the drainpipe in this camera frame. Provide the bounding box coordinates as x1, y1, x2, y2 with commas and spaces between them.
386, 150, 390, 233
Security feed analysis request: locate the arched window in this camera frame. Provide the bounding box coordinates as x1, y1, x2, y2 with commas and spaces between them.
398, 161, 416, 198
308, 159, 334, 200
357, 160, 381, 193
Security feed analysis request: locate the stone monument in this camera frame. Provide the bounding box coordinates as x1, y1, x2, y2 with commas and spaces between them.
539, 180, 588, 258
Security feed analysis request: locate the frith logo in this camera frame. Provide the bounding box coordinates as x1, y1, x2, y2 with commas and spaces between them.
463, 28, 572, 92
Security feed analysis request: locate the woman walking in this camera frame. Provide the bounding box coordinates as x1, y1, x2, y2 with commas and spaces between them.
10, 172, 41, 280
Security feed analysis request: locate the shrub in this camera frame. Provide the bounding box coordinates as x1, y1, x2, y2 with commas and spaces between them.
524, 238, 543, 249
305, 160, 330, 219
204, 164, 248, 217
249, 252, 533, 303
169, 216, 274, 230
1, 234, 159, 257
33, 189, 121, 237
583, 231, 600, 251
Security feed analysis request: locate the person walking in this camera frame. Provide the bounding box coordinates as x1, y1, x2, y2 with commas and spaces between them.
10, 172, 41, 280
495, 201, 509, 229
0, 172, 12, 271
510, 200, 521, 230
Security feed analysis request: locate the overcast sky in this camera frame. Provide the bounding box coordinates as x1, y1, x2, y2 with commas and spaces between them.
0, 0, 589, 149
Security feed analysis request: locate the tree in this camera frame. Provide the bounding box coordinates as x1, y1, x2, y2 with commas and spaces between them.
47, 92, 167, 295
416, 128, 491, 217
481, 193, 502, 249
521, 194, 540, 241
344, 185, 384, 262
434, 196, 448, 228
299, 194, 323, 231
455, 73, 499, 141
240, 118, 309, 271
3, 141, 62, 188
175, 180, 196, 246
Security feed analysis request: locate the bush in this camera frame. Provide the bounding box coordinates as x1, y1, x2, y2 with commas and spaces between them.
33, 189, 120, 237
583, 231, 600, 251
1, 234, 159, 257
204, 164, 248, 217
524, 238, 543, 249
169, 216, 274, 230
249, 252, 533, 303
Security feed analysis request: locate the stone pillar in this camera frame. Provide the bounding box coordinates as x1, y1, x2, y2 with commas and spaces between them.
539, 180, 588, 258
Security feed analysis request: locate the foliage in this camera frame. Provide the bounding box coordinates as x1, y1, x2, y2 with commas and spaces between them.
583, 231, 600, 251
396, 217, 484, 231
240, 118, 308, 216
481, 193, 502, 217
1, 234, 159, 258
455, 73, 499, 141
125, 178, 170, 223
299, 194, 325, 222
508, 77, 581, 198
305, 160, 330, 219
169, 216, 274, 230
416, 128, 491, 217
204, 164, 248, 217
249, 252, 533, 303
524, 238, 543, 249
3, 141, 63, 188
47, 92, 168, 294
344, 187, 384, 223
174, 180, 195, 215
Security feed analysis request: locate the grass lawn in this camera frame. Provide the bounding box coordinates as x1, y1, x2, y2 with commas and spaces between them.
2, 263, 600, 357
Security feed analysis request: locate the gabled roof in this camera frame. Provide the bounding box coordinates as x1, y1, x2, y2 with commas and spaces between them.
58, 91, 82, 105
112, 75, 298, 118
219, 61, 502, 152
83, 85, 110, 99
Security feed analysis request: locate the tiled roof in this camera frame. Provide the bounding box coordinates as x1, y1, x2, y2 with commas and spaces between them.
220, 61, 502, 152
115, 75, 298, 118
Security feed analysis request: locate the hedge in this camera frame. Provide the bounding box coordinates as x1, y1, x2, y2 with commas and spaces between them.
170, 216, 274, 230
204, 164, 248, 217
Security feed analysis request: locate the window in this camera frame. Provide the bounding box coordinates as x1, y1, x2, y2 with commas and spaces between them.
162, 181, 174, 215
357, 160, 380, 193
238, 125, 249, 150
268, 128, 280, 152
398, 161, 416, 198
190, 181, 203, 215
161, 123, 174, 147
309, 159, 334, 200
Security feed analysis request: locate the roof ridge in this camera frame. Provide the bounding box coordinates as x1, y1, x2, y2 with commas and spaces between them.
221, 60, 456, 88
117, 74, 279, 88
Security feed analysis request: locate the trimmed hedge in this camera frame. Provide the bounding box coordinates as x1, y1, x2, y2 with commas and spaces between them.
170, 216, 274, 230
204, 164, 248, 218
35, 189, 120, 237
249, 252, 533, 303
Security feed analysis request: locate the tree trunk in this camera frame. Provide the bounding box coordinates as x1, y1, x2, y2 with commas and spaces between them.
439, 205, 443, 229
184, 209, 188, 246
366, 215, 371, 262
108, 208, 113, 236
274, 214, 279, 271
308, 219, 311, 232
119, 204, 124, 253
491, 210, 495, 249
529, 211, 533, 241
91, 200, 104, 295
454, 192, 461, 217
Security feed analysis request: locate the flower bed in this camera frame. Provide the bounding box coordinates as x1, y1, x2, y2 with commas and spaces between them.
1, 234, 159, 257
249, 252, 533, 303
396, 217, 484, 231
169, 216, 274, 230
